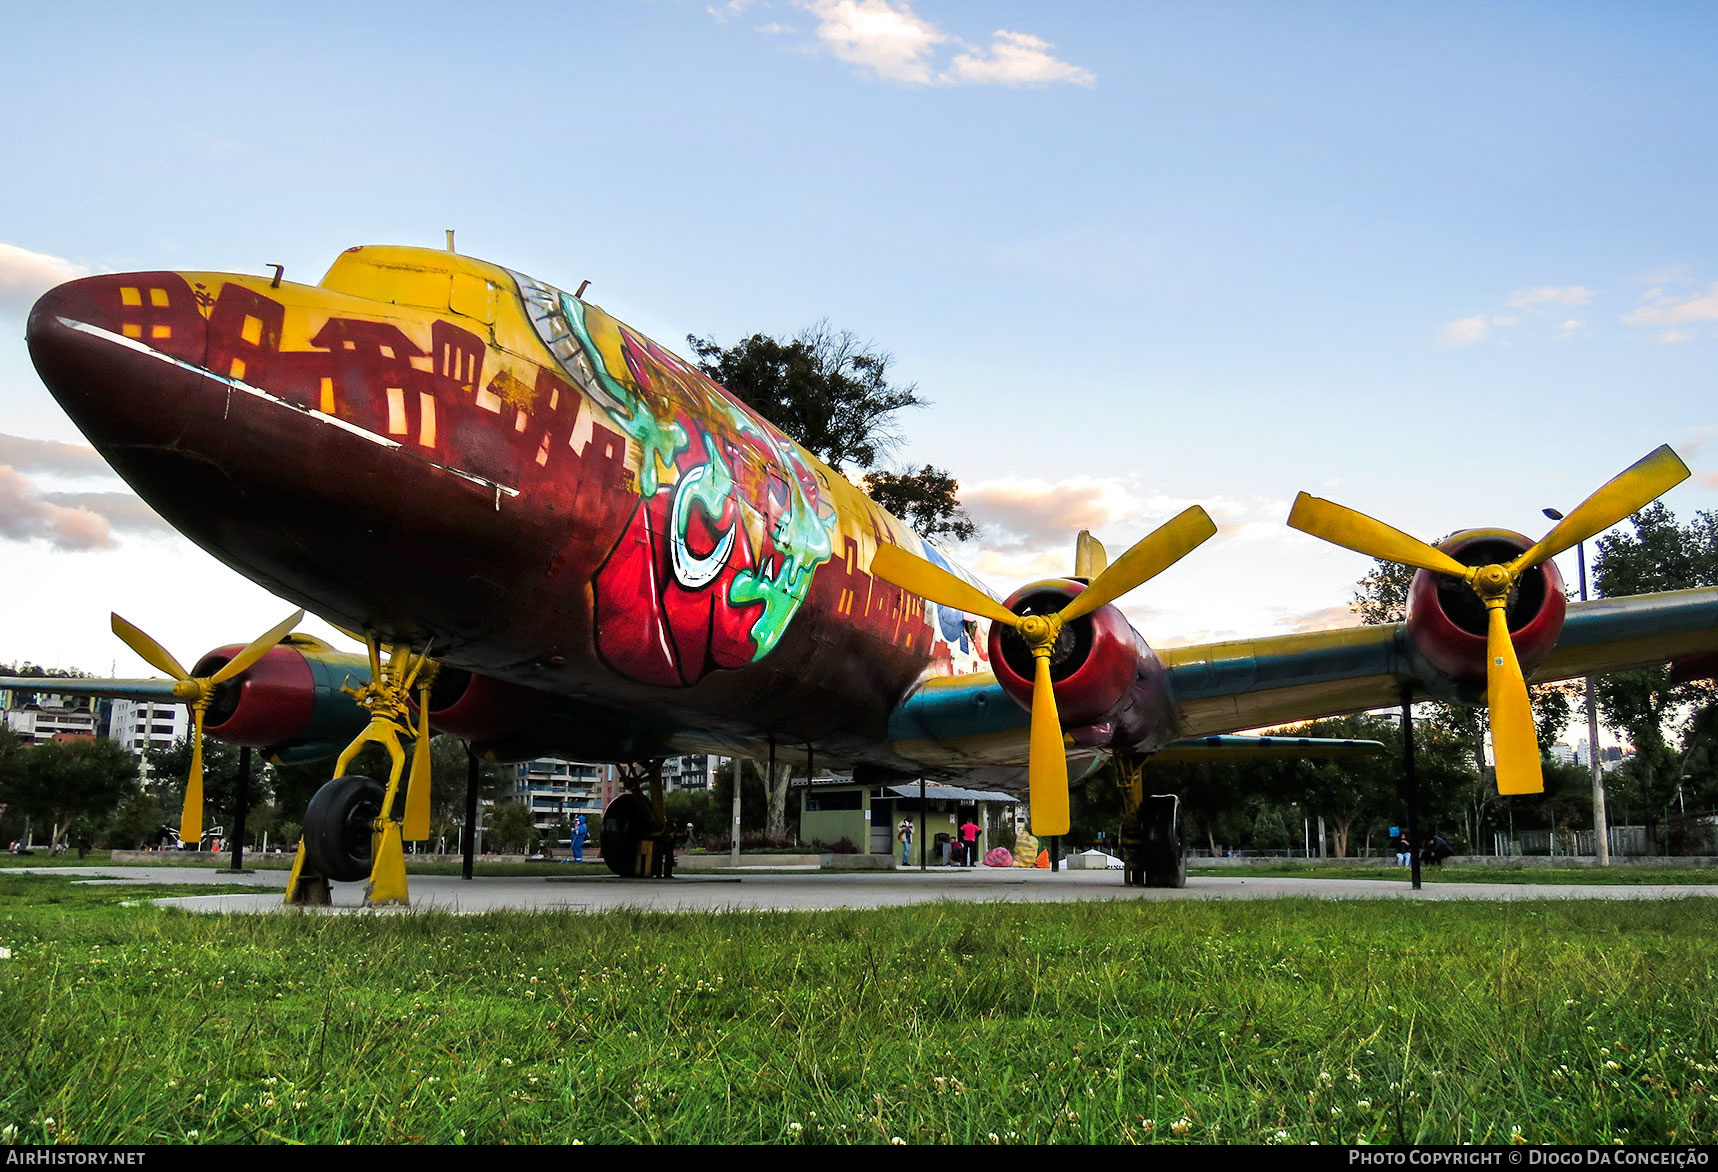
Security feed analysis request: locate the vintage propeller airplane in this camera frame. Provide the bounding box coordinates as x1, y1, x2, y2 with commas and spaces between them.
18, 241, 1718, 903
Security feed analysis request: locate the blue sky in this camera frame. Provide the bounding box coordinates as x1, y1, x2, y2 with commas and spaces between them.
2, 1, 1715, 684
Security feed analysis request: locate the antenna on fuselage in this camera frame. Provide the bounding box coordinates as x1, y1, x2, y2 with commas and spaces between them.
445, 230, 456, 253
575, 280, 591, 298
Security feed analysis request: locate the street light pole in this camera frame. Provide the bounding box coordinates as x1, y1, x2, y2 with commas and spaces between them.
1544, 507, 1611, 865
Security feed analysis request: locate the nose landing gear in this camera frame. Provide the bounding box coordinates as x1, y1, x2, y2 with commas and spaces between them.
285, 636, 437, 907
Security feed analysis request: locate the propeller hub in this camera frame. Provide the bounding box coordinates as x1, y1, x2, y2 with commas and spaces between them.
1472, 563, 1513, 602
1018, 613, 1059, 651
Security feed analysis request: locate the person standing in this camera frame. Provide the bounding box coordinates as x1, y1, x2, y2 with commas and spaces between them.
960, 816, 981, 868
570, 814, 589, 864
898, 817, 913, 865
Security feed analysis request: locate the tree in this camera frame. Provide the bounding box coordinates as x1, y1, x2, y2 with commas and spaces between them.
1593, 503, 1718, 848
861, 466, 975, 542
108, 792, 165, 850
687, 323, 975, 542
144, 737, 267, 837
4, 738, 138, 849
485, 801, 536, 854
421, 736, 513, 847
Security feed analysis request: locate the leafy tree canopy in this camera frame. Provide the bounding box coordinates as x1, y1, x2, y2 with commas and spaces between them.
687, 322, 975, 543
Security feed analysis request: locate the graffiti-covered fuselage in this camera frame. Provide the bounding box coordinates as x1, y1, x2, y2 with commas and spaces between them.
27, 246, 997, 773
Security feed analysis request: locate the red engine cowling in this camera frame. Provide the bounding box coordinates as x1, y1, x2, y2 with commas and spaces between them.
987, 580, 1167, 741
1405, 528, 1567, 684
190, 635, 370, 752
425, 667, 549, 743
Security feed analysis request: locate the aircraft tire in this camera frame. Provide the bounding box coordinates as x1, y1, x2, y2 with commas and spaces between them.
1141, 794, 1187, 889
302, 775, 385, 882
602, 792, 648, 878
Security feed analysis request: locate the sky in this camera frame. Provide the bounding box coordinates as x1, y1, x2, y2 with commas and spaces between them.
1, 0, 1716, 691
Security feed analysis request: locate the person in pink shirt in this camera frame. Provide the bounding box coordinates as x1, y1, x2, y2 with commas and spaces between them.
959, 818, 981, 868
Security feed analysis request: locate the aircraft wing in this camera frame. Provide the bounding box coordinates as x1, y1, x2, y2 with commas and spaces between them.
1147, 734, 1386, 763
1164, 587, 1718, 738
0, 676, 183, 703
889, 587, 1718, 768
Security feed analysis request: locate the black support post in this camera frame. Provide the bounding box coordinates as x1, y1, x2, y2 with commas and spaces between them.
462, 742, 479, 882
1402, 685, 1422, 892
226, 746, 252, 872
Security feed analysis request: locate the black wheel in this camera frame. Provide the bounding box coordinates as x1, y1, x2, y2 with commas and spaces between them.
1141, 794, 1187, 889
302, 775, 385, 882
602, 792, 649, 878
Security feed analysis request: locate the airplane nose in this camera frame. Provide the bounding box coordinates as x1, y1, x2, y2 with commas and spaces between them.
26, 271, 211, 452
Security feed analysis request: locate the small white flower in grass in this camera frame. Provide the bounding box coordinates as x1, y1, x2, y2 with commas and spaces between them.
0, 948, 10, 959
0, 1125, 16, 1143
787, 1122, 802, 1134
1171, 1118, 1191, 1138
987, 1133, 1000, 1144
890, 1137, 906, 1145
44, 1118, 55, 1130
1357, 1100, 1371, 1111
1275, 1130, 1289, 1142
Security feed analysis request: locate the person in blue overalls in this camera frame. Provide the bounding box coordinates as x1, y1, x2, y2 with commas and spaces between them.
570, 815, 589, 864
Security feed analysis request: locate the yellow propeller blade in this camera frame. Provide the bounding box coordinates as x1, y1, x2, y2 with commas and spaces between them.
112, 613, 191, 682
1028, 652, 1070, 837
1486, 606, 1544, 795
1061, 506, 1217, 624
180, 706, 205, 844
1074, 530, 1108, 579
870, 543, 1021, 628
208, 609, 304, 685
1508, 445, 1691, 575
1288, 493, 1471, 579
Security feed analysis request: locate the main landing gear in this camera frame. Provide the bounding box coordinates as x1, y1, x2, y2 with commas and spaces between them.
602, 760, 676, 879
1114, 753, 1186, 888
286, 636, 437, 908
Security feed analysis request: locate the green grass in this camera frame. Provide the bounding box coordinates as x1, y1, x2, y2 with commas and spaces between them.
1188, 863, 1718, 885
1, 874, 1716, 1145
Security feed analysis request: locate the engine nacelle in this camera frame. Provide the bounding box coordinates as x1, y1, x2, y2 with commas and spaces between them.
190, 635, 371, 756
425, 667, 549, 745
1405, 528, 1567, 694
425, 668, 671, 763
987, 579, 1174, 746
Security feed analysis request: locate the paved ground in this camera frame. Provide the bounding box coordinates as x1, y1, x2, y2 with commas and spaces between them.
13, 864, 1718, 915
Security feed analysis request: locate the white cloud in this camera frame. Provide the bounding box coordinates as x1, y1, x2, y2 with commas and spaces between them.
755, 21, 794, 34
0, 433, 113, 478
1624, 283, 1718, 328
946, 30, 1095, 88
799, 0, 948, 84
0, 434, 169, 547
1508, 285, 1596, 309
795, 1, 1092, 87
1438, 314, 1491, 346
0, 466, 113, 550
0, 242, 90, 316
1657, 330, 1692, 344
708, 0, 759, 21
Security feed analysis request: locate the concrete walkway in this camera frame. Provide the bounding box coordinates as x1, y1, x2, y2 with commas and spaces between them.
12, 864, 1718, 915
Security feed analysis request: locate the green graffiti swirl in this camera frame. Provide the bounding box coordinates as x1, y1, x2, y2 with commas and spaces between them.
558, 293, 685, 497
